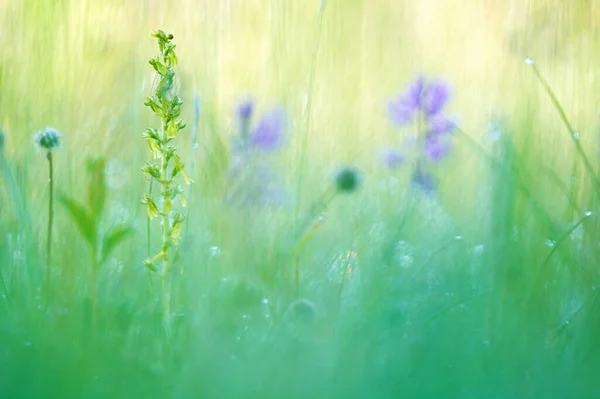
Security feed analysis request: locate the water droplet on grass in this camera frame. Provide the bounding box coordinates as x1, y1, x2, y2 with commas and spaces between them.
209, 246, 221, 257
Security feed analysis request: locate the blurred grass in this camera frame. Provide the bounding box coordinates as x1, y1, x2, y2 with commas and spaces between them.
1, 0, 600, 397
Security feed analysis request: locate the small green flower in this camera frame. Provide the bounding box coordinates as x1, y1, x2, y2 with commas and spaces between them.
334, 166, 361, 193
34, 127, 61, 151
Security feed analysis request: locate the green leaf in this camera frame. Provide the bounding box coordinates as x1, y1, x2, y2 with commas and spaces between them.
59, 193, 97, 247
101, 224, 134, 265
141, 194, 159, 219
86, 157, 106, 219
149, 57, 168, 75
141, 162, 161, 180
144, 96, 164, 117
156, 70, 174, 97
142, 128, 160, 141
171, 222, 182, 245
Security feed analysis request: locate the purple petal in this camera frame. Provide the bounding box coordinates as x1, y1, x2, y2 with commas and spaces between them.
388, 76, 425, 126
428, 117, 457, 136
249, 108, 285, 151
380, 147, 405, 168
422, 80, 451, 117
237, 98, 254, 120
405, 75, 426, 108
388, 99, 416, 127
424, 134, 453, 161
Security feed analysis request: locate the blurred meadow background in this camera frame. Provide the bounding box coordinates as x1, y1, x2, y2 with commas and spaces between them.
1, 0, 600, 397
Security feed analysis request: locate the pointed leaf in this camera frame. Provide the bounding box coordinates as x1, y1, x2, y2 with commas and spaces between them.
86, 157, 106, 219
101, 224, 134, 265
58, 193, 96, 247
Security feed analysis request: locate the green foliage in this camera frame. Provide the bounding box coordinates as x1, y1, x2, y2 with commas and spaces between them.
3, 5, 600, 398
59, 156, 134, 270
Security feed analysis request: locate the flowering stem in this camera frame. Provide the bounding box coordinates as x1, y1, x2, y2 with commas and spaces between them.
46, 150, 54, 288
142, 30, 189, 339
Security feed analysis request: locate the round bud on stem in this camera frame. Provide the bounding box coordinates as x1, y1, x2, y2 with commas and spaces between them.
34, 127, 61, 152
334, 166, 361, 193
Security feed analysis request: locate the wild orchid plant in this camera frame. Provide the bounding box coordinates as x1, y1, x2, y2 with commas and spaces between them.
140, 30, 191, 336
383, 75, 457, 192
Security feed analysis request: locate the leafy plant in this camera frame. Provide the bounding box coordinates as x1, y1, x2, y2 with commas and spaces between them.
140, 30, 191, 336
59, 157, 134, 322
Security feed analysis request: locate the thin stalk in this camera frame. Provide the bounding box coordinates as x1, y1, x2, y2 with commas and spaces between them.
0, 247, 10, 309
147, 178, 154, 290
529, 60, 600, 191
291, 185, 337, 297
527, 212, 593, 299
160, 128, 172, 337
90, 250, 98, 331
293, 1, 327, 224
185, 92, 200, 239
46, 151, 54, 288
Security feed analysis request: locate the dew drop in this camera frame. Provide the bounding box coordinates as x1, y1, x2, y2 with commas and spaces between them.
525, 57, 535, 65
585, 211, 592, 217
546, 239, 556, 248
573, 132, 580, 140
262, 298, 269, 304
209, 246, 221, 257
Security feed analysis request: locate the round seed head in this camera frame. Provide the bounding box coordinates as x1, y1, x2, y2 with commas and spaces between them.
335, 166, 361, 193
34, 127, 61, 151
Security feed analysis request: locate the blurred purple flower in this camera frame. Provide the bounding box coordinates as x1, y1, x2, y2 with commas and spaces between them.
249, 108, 285, 151
381, 147, 405, 168
388, 76, 425, 126
424, 134, 452, 161
388, 76, 452, 127
422, 80, 451, 117
428, 117, 456, 136
237, 98, 254, 121
227, 99, 289, 209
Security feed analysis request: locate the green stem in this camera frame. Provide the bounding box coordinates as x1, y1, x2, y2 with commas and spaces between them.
46, 151, 54, 288
160, 128, 172, 337
292, 185, 337, 297
293, 1, 327, 224
147, 178, 154, 290
529, 61, 600, 191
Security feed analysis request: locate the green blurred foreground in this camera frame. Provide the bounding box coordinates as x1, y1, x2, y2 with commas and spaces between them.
1, 1, 600, 397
